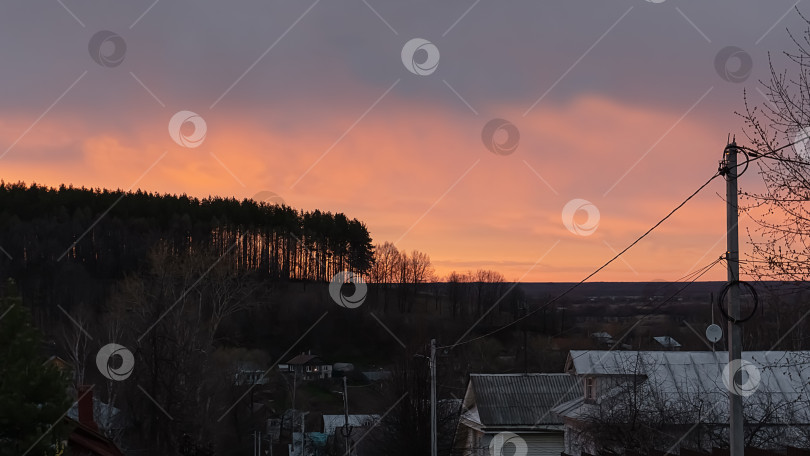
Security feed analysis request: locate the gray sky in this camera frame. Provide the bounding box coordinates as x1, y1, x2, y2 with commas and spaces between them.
0, 0, 805, 280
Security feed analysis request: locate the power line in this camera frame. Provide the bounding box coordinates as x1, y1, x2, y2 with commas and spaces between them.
445, 257, 724, 397
737, 260, 810, 297
438, 139, 796, 351
632, 257, 724, 322
736, 143, 809, 167
570, 256, 724, 361
440, 171, 724, 350
547, 256, 724, 341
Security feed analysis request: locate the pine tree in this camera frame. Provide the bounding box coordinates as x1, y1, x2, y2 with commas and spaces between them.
0, 279, 71, 456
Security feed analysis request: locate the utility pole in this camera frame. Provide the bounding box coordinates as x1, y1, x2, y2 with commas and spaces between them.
430, 338, 437, 456
343, 376, 350, 455
522, 300, 528, 374
300, 411, 309, 456
723, 141, 743, 456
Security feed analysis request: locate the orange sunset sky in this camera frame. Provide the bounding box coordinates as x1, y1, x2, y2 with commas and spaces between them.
0, 0, 803, 282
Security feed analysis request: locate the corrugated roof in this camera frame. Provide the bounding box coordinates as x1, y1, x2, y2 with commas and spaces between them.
653, 336, 681, 348
569, 350, 810, 387
561, 350, 810, 423
469, 373, 580, 426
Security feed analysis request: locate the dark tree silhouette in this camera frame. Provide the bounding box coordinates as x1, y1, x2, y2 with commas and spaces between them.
0, 181, 374, 313
739, 9, 810, 283
0, 279, 72, 456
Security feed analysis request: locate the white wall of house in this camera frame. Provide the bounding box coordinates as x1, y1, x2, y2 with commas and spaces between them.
304, 363, 331, 378
523, 434, 566, 456
469, 431, 565, 456
562, 419, 594, 456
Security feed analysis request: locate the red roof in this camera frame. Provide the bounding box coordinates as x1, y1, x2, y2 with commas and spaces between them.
66, 418, 125, 456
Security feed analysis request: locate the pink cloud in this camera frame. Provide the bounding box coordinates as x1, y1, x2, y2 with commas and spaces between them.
0, 92, 743, 282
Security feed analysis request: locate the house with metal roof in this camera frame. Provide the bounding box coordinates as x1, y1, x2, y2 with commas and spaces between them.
554, 350, 810, 455
279, 352, 332, 380
453, 373, 581, 456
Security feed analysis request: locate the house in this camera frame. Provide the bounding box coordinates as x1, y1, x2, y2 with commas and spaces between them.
280, 352, 332, 380
235, 369, 269, 385
289, 432, 328, 456
44, 355, 73, 373
322, 414, 380, 435
554, 350, 810, 455
454, 373, 581, 456
590, 332, 614, 347
234, 364, 270, 385
322, 415, 381, 456
65, 386, 125, 456
67, 393, 129, 438
653, 335, 681, 350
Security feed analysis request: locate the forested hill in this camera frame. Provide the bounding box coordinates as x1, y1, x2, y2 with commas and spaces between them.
0, 181, 374, 291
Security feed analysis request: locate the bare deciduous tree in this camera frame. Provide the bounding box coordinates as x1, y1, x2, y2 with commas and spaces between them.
103, 243, 260, 455
740, 9, 810, 284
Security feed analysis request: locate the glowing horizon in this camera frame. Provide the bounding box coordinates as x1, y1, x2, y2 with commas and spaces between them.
0, 0, 800, 282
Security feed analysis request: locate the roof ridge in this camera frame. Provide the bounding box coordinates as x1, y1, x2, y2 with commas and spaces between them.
470, 372, 572, 377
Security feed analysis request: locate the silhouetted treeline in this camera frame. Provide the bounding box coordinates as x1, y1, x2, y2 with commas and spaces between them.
0, 181, 373, 311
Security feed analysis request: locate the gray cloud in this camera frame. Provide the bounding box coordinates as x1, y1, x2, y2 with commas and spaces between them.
0, 1, 803, 118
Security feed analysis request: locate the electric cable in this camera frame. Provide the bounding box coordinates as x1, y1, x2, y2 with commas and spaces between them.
570, 256, 724, 360
439, 171, 724, 350
716, 280, 759, 323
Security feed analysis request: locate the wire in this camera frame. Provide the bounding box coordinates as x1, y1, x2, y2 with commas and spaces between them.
439, 139, 797, 350
642, 258, 724, 318
439, 171, 724, 350
467, 259, 725, 411
736, 260, 810, 298
568, 257, 724, 360
736, 142, 810, 167
721, 144, 750, 178
717, 280, 759, 323
545, 256, 724, 340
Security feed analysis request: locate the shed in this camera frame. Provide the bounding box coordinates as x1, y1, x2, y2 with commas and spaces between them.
454, 373, 581, 456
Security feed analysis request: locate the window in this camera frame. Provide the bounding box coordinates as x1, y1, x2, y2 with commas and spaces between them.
585, 377, 596, 400
306, 366, 312, 372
